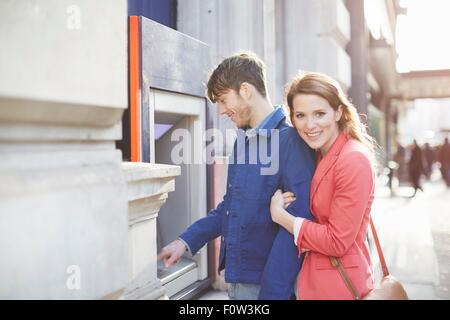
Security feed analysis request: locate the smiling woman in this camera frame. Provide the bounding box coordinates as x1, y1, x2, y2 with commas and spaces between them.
270, 70, 378, 299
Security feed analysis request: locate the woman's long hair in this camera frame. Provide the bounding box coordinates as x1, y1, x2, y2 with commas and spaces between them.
285, 71, 377, 155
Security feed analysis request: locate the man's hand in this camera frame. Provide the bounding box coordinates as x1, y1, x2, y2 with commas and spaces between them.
157, 239, 187, 268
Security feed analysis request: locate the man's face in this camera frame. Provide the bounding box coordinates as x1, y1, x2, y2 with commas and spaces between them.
216, 89, 252, 129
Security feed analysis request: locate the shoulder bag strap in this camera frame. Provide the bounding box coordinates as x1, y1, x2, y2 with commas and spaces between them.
369, 216, 390, 277
329, 256, 361, 300
329, 216, 389, 299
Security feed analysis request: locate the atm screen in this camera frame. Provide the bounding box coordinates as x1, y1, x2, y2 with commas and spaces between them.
155, 123, 173, 140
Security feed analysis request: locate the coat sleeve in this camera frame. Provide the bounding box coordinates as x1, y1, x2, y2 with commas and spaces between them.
258, 132, 316, 299
179, 197, 227, 255
296, 151, 374, 257
180, 140, 238, 255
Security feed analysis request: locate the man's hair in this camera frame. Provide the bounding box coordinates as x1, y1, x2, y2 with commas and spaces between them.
206, 51, 267, 103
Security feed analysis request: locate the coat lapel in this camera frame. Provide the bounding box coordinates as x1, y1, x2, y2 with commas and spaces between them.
310, 133, 348, 201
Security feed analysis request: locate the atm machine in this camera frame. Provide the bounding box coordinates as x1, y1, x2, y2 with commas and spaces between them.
152, 89, 208, 297
123, 16, 214, 299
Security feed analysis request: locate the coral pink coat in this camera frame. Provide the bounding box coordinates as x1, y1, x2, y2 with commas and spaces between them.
296, 133, 375, 300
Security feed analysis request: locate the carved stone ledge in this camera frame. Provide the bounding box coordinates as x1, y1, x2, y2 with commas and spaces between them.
121, 162, 180, 300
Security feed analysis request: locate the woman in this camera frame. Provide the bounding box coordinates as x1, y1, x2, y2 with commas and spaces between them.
270, 71, 376, 300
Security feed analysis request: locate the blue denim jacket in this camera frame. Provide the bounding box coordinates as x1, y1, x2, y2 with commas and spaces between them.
180, 106, 315, 299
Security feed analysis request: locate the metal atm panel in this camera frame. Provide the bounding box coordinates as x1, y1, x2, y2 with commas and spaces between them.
137, 17, 212, 298
150, 89, 208, 296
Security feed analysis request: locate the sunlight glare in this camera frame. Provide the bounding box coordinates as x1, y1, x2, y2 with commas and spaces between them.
396, 0, 450, 72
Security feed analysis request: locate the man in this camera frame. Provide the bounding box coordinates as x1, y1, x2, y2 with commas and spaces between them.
157, 52, 315, 299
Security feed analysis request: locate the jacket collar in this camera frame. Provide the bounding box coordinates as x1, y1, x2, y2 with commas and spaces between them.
310, 132, 348, 200
246, 106, 286, 139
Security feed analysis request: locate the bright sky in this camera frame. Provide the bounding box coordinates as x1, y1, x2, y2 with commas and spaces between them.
396, 0, 450, 73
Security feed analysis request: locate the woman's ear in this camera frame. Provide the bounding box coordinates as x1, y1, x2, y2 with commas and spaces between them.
335, 105, 343, 122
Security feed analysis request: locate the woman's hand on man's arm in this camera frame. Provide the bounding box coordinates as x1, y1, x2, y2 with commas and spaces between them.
271, 189, 309, 252
270, 189, 296, 234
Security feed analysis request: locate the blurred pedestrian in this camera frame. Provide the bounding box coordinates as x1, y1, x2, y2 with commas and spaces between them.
438, 137, 450, 187
409, 140, 424, 196
423, 143, 435, 180
394, 143, 407, 183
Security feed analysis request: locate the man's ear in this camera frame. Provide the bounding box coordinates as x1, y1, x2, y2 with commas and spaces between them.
239, 82, 252, 101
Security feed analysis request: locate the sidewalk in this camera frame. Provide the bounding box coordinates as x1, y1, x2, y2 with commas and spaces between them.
372, 177, 450, 299
197, 177, 450, 300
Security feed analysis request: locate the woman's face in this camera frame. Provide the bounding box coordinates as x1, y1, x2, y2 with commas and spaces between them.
291, 94, 342, 155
